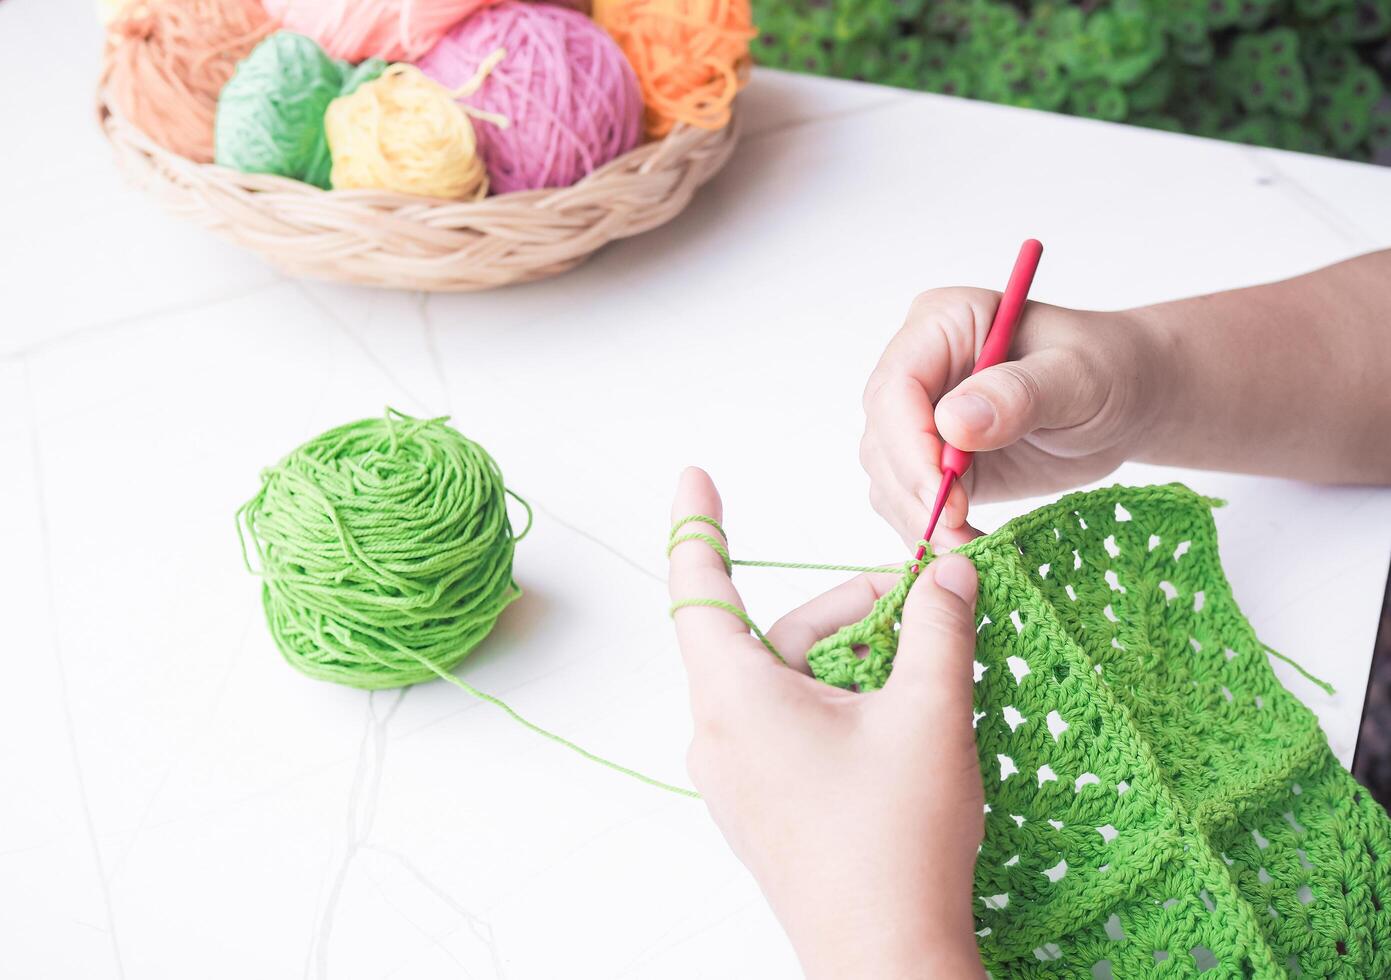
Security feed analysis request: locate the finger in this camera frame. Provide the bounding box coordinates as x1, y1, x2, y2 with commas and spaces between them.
862, 291, 1001, 535
864, 445, 970, 552
864, 375, 971, 535
862, 429, 922, 540
667, 466, 742, 638
883, 554, 979, 719
873, 450, 981, 551
927, 518, 984, 550
667, 467, 775, 676
765, 572, 901, 673
864, 431, 929, 545
668, 465, 729, 576
861, 287, 993, 413
936, 348, 1102, 454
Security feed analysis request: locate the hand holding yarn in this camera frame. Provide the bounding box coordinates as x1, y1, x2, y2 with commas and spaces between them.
666, 467, 987, 979
418, 1, 642, 193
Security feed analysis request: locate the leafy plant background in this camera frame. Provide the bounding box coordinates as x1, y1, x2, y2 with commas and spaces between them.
752, 0, 1391, 162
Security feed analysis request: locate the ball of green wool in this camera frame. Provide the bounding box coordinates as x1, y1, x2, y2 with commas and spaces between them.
215, 32, 385, 190
237, 409, 527, 689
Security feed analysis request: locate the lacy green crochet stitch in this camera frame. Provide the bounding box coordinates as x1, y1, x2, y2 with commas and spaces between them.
728, 484, 1391, 978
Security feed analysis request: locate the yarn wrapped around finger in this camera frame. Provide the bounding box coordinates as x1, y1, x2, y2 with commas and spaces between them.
417, 1, 643, 194
260, 0, 498, 62
100, 0, 272, 162
237, 409, 529, 690
593, 0, 754, 138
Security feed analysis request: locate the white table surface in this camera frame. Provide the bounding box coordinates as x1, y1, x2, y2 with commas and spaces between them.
5, 1, 1391, 976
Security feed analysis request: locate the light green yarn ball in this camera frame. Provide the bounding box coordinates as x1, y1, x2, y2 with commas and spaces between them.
214, 32, 385, 189
237, 409, 528, 689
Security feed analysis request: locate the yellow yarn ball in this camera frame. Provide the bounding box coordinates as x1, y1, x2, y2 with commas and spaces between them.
324, 64, 494, 200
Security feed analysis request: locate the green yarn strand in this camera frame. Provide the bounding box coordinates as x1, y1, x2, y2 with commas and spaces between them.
667, 514, 902, 575
667, 532, 732, 573
1262, 642, 1336, 696
417, 652, 698, 798
668, 597, 788, 665
731, 558, 903, 574
665, 514, 906, 664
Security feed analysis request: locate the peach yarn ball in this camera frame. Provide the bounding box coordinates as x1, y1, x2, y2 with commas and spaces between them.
101, 0, 273, 162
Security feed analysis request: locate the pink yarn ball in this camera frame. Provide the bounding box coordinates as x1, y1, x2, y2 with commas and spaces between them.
261, 0, 497, 62
417, 1, 643, 193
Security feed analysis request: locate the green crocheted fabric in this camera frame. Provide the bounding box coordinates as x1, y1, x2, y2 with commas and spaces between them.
804, 484, 1391, 978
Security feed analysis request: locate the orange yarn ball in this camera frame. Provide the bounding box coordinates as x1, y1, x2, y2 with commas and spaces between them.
101, 0, 272, 163
593, 0, 754, 138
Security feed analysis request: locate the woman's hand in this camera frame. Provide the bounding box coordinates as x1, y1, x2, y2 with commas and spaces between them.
668, 467, 987, 980
860, 287, 1156, 547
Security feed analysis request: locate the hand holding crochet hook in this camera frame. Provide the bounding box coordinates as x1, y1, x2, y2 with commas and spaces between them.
669, 247, 1391, 978
664, 243, 1039, 980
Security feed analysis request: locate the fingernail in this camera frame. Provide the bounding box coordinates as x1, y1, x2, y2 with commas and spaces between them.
933, 554, 978, 603
941, 394, 994, 432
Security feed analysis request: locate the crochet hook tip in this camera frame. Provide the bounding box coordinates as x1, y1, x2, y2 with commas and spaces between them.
912, 470, 957, 572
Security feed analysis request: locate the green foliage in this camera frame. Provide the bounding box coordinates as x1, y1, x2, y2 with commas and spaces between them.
752, 0, 1391, 162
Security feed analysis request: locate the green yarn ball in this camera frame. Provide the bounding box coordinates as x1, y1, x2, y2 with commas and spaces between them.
214, 32, 385, 190
237, 409, 528, 690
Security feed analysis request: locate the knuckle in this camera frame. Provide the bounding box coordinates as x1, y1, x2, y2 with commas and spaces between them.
920, 606, 974, 640
685, 740, 710, 786
908, 472, 937, 499
692, 706, 730, 743
908, 286, 950, 314
908, 593, 975, 636
995, 362, 1043, 412
858, 430, 875, 470
864, 371, 908, 414
686, 707, 738, 783
910, 285, 994, 318
910, 284, 987, 311
868, 481, 891, 517
667, 566, 728, 603
861, 372, 887, 411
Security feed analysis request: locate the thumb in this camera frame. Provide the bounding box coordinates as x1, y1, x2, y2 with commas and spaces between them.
884, 554, 979, 714
935, 348, 1097, 453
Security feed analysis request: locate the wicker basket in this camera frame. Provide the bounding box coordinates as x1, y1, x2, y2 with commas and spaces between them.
96, 86, 741, 291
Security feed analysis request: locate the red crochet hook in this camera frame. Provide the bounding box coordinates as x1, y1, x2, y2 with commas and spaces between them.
914, 239, 1044, 567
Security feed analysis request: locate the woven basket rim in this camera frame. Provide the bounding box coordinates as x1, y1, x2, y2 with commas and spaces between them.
95, 79, 743, 290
